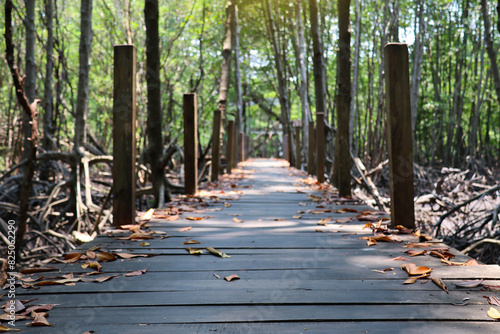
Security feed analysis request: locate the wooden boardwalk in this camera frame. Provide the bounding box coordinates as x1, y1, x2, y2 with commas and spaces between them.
12, 159, 500, 333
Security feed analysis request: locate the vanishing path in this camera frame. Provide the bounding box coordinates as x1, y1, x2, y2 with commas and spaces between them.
15, 158, 500, 333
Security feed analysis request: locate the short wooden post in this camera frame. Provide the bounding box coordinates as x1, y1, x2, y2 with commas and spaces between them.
295, 126, 301, 170
384, 43, 415, 229
283, 134, 289, 161
245, 134, 250, 159
211, 109, 221, 182
227, 120, 235, 174
232, 127, 238, 169
316, 112, 325, 183
113, 45, 136, 226
183, 93, 198, 195
307, 120, 315, 175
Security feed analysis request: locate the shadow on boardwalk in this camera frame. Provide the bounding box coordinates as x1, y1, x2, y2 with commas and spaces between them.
9, 158, 500, 333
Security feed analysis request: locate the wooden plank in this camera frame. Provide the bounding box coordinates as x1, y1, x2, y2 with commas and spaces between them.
211, 109, 222, 181
112, 45, 136, 226
183, 93, 198, 195
316, 112, 325, 182
384, 43, 415, 229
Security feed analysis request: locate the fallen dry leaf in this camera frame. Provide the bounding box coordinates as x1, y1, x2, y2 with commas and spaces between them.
114, 253, 148, 259
186, 216, 203, 221
124, 269, 147, 277
186, 247, 203, 255
140, 208, 155, 221
454, 279, 484, 288
224, 273, 240, 281
206, 247, 230, 258
19, 267, 58, 275
293, 215, 302, 219
372, 268, 393, 274
0, 325, 21, 331
0, 314, 28, 321
485, 296, 500, 307
403, 277, 419, 284
183, 240, 201, 245
404, 242, 433, 248
441, 259, 479, 266
401, 263, 432, 276
1, 299, 25, 313
405, 250, 427, 257
27, 312, 54, 326
224, 202, 231, 207
119, 232, 155, 240
431, 276, 449, 293
96, 252, 117, 262
388, 256, 410, 261
178, 226, 192, 232
213, 273, 221, 279
139, 242, 150, 247
81, 261, 102, 271
233, 217, 245, 223
487, 307, 500, 320
64, 252, 84, 263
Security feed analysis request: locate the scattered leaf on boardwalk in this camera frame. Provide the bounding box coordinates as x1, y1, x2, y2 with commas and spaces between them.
293, 215, 302, 219
186, 247, 203, 255
334, 208, 358, 213
165, 214, 179, 221
224, 273, 240, 281
19, 267, 58, 275
140, 208, 155, 221
233, 217, 245, 223
429, 249, 456, 260
178, 226, 192, 232
404, 242, 432, 248
454, 279, 484, 288
81, 261, 102, 271
0, 325, 21, 331
27, 312, 54, 326
431, 276, 449, 293
388, 256, 410, 261
405, 250, 427, 257
206, 247, 231, 258
124, 269, 147, 277
487, 307, 500, 320
183, 240, 201, 245
186, 217, 202, 221
64, 252, 84, 262
372, 268, 393, 274
441, 258, 479, 266
224, 202, 231, 207
96, 252, 117, 262
213, 273, 221, 279
401, 263, 432, 276
119, 232, 155, 240
403, 277, 419, 284
1, 299, 25, 312
314, 229, 326, 233
139, 242, 150, 247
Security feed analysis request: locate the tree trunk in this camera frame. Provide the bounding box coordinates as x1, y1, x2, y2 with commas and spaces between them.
145, 0, 168, 207
410, 0, 426, 134
23, 0, 36, 170
295, 0, 312, 170
309, 0, 327, 182
74, 0, 93, 157
40, 0, 55, 180
264, 0, 292, 164
350, 0, 361, 156
232, 1, 243, 163
335, 0, 351, 197
481, 0, 500, 105
218, 1, 233, 120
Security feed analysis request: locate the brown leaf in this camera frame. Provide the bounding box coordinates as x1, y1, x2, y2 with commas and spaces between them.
1, 299, 25, 313
441, 259, 479, 266
429, 249, 456, 260
120, 232, 155, 240
401, 263, 432, 276
96, 252, 117, 262
186, 247, 203, 255
403, 277, 419, 284
114, 253, 148, 259
431, 276, 449, 293
213, 273, 221, 279
388, 256, 410, 261
124, 269, 147, 277
183, 240, 201, 245
404, 242, 432, 248
0, 313, 28, 321
485, 296, 500, 306
405, 250, 427, 257
27, 312, 54, 326
178, 226, 192, 232
23, 304, 57, 314
140, 208, 155, 221
186, 216, 203, 221
165, 214, 179, 221
233, 217, 245, 223
0, 325, 21, 331
19, 267, 58, 275
224, 273, 240, 281
64, 252, 84, 263
81, 261, 102, 271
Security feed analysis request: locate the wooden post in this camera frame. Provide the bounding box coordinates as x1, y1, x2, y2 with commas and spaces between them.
232, 127, 238, 169
307, 120, 315, 175
384, 43, 415, 229
316, 112, 325, 183
336, 94, 351, 197
245, 134, 250, 159
211, 109, 222, 182
227, 120, 235, 174
239, 132, 245, 162
283, 134, 289, 161
295, 126, 301, 170
113, 45, 136, 226
183, 93, 198, 195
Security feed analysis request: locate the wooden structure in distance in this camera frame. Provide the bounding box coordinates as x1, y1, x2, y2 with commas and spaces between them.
183, 93, 198, 195
112, 45, 136, 226
384, 43, 415, 229
316, 112, 325, 183
211, 109, 222, 182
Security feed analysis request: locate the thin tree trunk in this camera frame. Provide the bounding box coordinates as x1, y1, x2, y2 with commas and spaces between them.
350, 0, 361, 156
23, 0, 36, 171
264, 0, 292, 163
481, 0, 500, 105
410, 0, 426, 134
232, 1, 243, 163
218, 1, 233, 120
145, 0, 168, 207
295, 0, 312, 169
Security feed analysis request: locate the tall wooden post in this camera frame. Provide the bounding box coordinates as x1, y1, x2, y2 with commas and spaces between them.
336, 94, 351, 197
184, 93, 198, 195
232, 127, 238, 169
245, 134, 250, 159
283, 134, 289, 161
113, 45, 136, 226
227, 120, 235, 174
211, 109, 221, 182
295, 126, 301, 170
316, 112, 325, 183
307, 120, 315, 175
239, 132, 245, 162
384, 43, 415, 229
